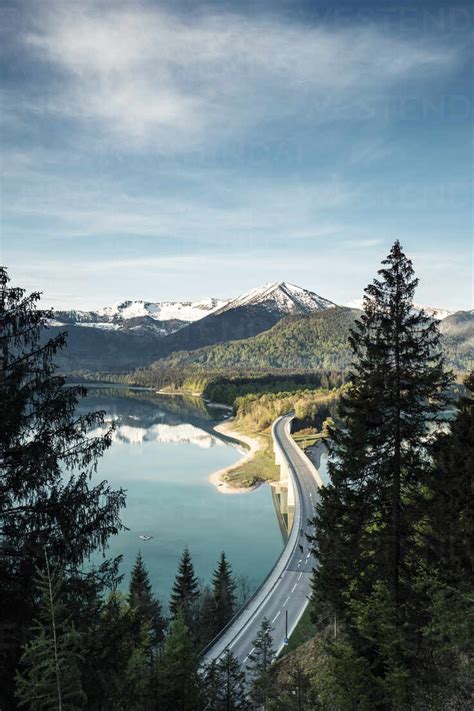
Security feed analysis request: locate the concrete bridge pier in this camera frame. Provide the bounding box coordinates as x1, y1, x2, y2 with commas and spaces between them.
274, 440, 295, 507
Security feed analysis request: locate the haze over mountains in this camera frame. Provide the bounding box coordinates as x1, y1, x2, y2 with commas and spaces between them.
48, 281, 472, 375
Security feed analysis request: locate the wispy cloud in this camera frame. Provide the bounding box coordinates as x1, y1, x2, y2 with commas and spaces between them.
11, 0, 458, 150
3, 158, 356, 244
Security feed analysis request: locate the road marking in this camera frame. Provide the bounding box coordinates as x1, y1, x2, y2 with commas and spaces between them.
283, 596, 290, 606
272, 610, 281, 623
243, 646, 255, 663
291, 583, 297, 593
306, 552, 310, 559
298, 572, 302, 580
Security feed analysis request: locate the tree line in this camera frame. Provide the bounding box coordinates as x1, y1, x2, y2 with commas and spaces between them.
14, 544, 256, 710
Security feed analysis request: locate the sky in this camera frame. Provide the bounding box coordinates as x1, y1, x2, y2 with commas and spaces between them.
1, 0, 472, 311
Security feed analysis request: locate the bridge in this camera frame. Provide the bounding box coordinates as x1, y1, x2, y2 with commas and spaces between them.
201, 413, 324, 668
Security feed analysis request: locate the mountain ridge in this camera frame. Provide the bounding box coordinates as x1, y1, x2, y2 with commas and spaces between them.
47, 282, 471, 375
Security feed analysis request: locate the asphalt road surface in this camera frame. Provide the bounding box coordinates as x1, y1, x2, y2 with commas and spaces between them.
201, 414, 322, 674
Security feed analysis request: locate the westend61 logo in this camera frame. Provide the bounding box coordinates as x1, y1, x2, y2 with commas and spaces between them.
297, 6, 472, 34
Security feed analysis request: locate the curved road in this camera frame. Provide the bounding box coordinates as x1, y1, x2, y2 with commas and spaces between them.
201, 414, 322, 670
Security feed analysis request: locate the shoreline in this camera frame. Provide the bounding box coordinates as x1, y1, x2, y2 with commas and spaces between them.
209, 421, 263, 495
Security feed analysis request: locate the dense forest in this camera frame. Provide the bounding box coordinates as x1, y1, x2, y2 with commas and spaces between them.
126, 305, 472, 384
146, 307, 360, 372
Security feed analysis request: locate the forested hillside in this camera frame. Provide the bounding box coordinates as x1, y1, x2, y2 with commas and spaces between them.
125, 306, 472, 390
133, 307, 358, 380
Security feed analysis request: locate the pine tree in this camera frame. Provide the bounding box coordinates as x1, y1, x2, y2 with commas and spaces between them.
311, 241, 450, 616
416, 371, 474, 705
212, 552, 236, 633
202, 659, 222, 710
155, 609, 202, 711
425, 371, 473, 586
267, 658, 315, 711
0, 267, 126, 706
15, 551, 86, 710
203, 650, 248, 710
217, 649, 247, 711
169, 547, 199, 627
85, 590, 154, 711
309, 241, 452, 702
196, 585, 217, 647
128, 551, 165, 648
247, 617, 275, 708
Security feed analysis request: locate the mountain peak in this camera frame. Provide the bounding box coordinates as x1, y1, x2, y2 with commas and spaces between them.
212, 281, 336, 316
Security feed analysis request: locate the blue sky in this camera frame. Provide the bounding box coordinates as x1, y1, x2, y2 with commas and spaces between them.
1, 0, 472, 310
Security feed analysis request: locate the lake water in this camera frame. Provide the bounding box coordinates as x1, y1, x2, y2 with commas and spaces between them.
77, 387, 283, 610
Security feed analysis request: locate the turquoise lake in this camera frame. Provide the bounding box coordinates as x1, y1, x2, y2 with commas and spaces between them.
77, 387, 283, 610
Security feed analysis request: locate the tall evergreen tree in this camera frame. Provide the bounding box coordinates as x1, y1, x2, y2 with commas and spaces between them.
155, 610, 202, 711
311, 241, 450, 616
309, 242, 452, 703
15, 552, 86, 710
416, 370, 474, 705
212, 552, 236, 633
196, 585, 218, 647
267, 658, 315, 711
202, 651, 247, 711
425, 371, 473, 586
202, 659, 222, 711
128, 551, 165, 648
217, 649, 247, 711
86, 591, 153, 711
0, 267, 126, 706
169, 546, 199, 626
247, 617, 275, 709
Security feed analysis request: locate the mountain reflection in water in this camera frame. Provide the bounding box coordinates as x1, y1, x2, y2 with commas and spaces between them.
77, 387, 283, 607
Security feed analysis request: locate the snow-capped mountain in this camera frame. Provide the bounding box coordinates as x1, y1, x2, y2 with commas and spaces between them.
52, 298, 227, 335
150, 281, 338, 357
51, 284, 335, 339
213, 282, 336, 316
346, 298, 454, 320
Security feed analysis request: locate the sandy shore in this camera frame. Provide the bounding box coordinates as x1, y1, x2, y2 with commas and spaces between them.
209, 421, 263, 494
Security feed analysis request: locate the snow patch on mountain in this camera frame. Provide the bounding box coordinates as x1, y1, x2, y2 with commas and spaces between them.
98, 298, 227, 322
76, 322, 121, 331
51, 297, 228, 334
